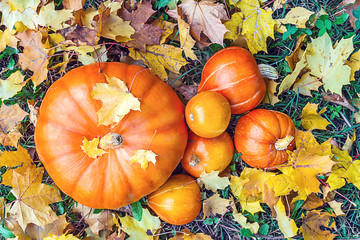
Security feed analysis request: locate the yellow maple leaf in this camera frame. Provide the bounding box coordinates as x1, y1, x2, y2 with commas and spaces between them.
152, 17, 177, 45
300, 103, 330, 131
238, 0, 276, 54
38, 2, 72, 30
327, 146, 360, 190
81, 137, 106, 159
130, 149, 157, 170
232, 210, 259, 234
274, 200, 298, 238
328, 200, 345, 216
202, 194, 231, 219
299, 210, 337, 240
277, 7, 314, 29
224, 12, 244, 41
177, 15, 198, 60
8, 0, 39, 11
0, 104, 27, 147
119, 208, 161, 240
16, 30, 49, 86
0, 1, 40, 30
91, 75, 141, 126
178, 0, 229, 45
0, 71, 25, 101
272, 130, 335, 202
0, 146, 33, 186
43, 234, 80, 240
129, 44, 188, 80
293, 72, 322, 96
346, 50, 360, 81
306, 33, 353, 94
197, 170, 230, 192
8, 167, 62, 231
169, 228, 213, 240
0, 28, 18, 52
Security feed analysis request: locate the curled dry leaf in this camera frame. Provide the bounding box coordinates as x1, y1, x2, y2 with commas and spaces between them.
323, 93, 356, 112
274, 200, 298, 238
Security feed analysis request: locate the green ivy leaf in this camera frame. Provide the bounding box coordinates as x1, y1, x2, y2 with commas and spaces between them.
131, 201, 143, 221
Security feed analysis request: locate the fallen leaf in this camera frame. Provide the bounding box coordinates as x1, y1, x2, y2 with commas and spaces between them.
72, 204, 114, 236
17, 30, 49, 86
203, 194, 231, 219
238, 0, 276, 53
346, 49, 360, 81
0, 71, 25, 100
129, 44, 188, 80
60, 24, 99, 46
119, 208, 161, 240
272, 0, 287, 10
328, 201, 345, 216
62, 0, 85, 11
224, 12, 244, 41
299, 210, 337, 240
323, 93, 356, 112
277, 7, 314, 28
263, 78, 280, 105
0, 28, 18, 51
300, 103, 330, 131
274, 200, 298, 238
306, 33, 353, 95
285, 34, 307, 71
341, 0, 360, 30
8, 0, 40, 11
8, 167, 62, 231
0, 104, 27, 147
130, 149, 157, 170
293, 72, 322, 96
342, 132, 356, 152
0, 146, 34, 186
169, 228, 213, 240
0, 2, 40, 30
38, 2, 73, 30
91, 75, 141, 126
302, 193, 324, 210
152, 17, 177, 45
43, 234, 80, 240
197, 170, 230, 192
177, 14, 198, 60
232, 210, 259, 234
178, 0, 229, 45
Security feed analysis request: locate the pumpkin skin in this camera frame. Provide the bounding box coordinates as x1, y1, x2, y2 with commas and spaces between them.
198, 46, 266, 114
185, 91, 231, 138
181, 131, 234, 178
234, 109, 295, 169
147, 174, 201, 225
35, 62, 188, 209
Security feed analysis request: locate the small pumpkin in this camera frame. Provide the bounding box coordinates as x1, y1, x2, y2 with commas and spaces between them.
198, 46, 266, 114
234, 109, 295, 169
35, 62, 188, 209
147, 174, 201, 225
185, 91, 231, 138
181, 131, 234, 178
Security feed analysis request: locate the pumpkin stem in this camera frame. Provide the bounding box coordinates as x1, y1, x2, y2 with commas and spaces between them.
100, 132, 123, 150
274, 135, 294, 151
189, 154, 201, 166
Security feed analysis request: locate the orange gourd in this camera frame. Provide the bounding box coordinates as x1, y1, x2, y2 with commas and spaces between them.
198, 46, 266, 114
181, 131, 234, 178
234, 109, 295, 169
185, 91, 231, 138
35, 62, 188, 209
147, 174, 201, 225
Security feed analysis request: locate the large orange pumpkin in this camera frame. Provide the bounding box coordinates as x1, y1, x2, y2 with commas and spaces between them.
35, 62, 188, 209
234, 109, 295, 169
198, 46, 266, 114
147, 174, 201, 225
181, 131, 234, 178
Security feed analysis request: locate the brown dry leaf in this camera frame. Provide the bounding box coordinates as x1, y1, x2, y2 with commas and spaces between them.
0, 146, 34, 186
0, 71, 25, 101
152, 17, 177, 45
323, 93, 356, 112
60, 24, 99, 46
62, 0, 86, 11
130, 149, 157, 170
16, 30, 49, 86
177, 0, 229, 46
129, 45, 188, 81
299, 210, 337, 240
8, 167, 62, 231
269, 130, 335, 202
27, 100, 39, 126
169, 228, 213, 240
202, 194, 231, 219
73, 204, 114, 236
302, 193, 324, 210
346, 49, 360, 81
91, 75, 141, 126
81, 137, 106, 159
0, 28, 18, 52
0, 104, 27, 147
177, 84, 198, 103
300, 103, 330, 131
274, 200, 298, 238
197, 170, 230, 192
341, 0, 360, 30
119, 0, 163, 51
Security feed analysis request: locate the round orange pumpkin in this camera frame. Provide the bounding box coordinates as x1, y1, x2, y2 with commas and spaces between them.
185, 91, 231, 138
234, 109, 295, 169
147, 174, 201, 225
35, 62, 188, 209
198, 46, 266, 114
181, 131, 234, 178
